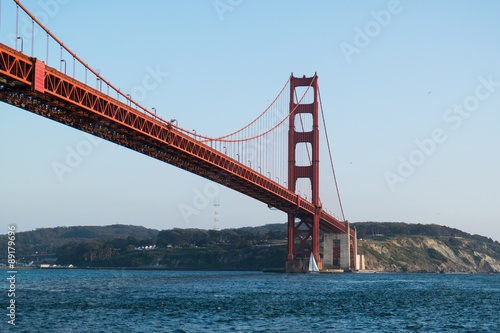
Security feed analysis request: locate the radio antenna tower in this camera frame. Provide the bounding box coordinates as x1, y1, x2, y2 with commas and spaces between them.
213, 197, 220, 230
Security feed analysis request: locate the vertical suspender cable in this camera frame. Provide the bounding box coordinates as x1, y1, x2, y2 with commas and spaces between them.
46, 33, 49, 64
15, 4, 18, 50
31, 19, 34, 56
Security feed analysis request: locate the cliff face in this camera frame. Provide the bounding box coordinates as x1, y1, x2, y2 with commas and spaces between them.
359, 236, 500, 273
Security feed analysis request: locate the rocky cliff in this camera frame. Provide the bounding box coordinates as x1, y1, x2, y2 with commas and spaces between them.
359, 236, 500, 273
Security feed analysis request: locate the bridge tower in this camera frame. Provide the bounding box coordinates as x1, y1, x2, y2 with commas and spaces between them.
286, 74, 322, 272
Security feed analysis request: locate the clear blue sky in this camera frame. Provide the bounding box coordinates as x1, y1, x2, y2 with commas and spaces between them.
1, 0, 499, 241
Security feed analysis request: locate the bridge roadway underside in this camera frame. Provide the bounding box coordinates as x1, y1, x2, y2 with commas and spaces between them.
0, 43, 354, 239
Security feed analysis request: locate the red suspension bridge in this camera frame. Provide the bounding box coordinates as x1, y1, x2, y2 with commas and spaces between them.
0, 0, 358, 272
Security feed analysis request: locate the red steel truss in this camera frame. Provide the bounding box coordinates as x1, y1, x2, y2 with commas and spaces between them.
0, 42, 356, 269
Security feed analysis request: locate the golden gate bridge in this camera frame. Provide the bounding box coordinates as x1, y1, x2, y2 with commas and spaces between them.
0, 0, 358, 272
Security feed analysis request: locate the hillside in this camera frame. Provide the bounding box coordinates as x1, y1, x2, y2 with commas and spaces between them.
1, 222, 499, 272
356, 222, 500, 273
0, 224, 159, 255
359, 236, 500, 272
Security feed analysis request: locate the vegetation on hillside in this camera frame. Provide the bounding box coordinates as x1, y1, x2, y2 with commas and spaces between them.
355, 222, 497, 244
0, 222, 498, 272
156, 224, 287, 248
0, 224, 158, 256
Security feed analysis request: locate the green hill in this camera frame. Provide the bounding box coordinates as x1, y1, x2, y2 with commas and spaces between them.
355, 223, 500, 272
1, 222, 499, 272
0, 224, 159, 256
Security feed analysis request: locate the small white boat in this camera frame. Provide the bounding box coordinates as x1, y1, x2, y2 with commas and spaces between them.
308, 252, 319, 273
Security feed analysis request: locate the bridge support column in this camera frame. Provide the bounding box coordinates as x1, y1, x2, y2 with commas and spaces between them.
322, 232, 350, 271
286, 73, 322, 272
313, 209, 322, 270
287, 214, 295, 262
353, 226, 358, 270
323, 234, 334, 268
322, 223, 357, 271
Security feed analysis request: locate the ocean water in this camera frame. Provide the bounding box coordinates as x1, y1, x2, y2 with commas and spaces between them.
2, 269, 499, 332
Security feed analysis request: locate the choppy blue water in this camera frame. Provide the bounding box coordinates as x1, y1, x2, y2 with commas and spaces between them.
2, 269, 499, 332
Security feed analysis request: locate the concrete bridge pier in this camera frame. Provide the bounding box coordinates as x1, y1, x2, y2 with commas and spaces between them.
323, 226, 357, 271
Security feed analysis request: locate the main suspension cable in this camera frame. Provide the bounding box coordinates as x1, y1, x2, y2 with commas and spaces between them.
207, 75, 292, 141
201, 76, 316, 143
319, 86, 346, 222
